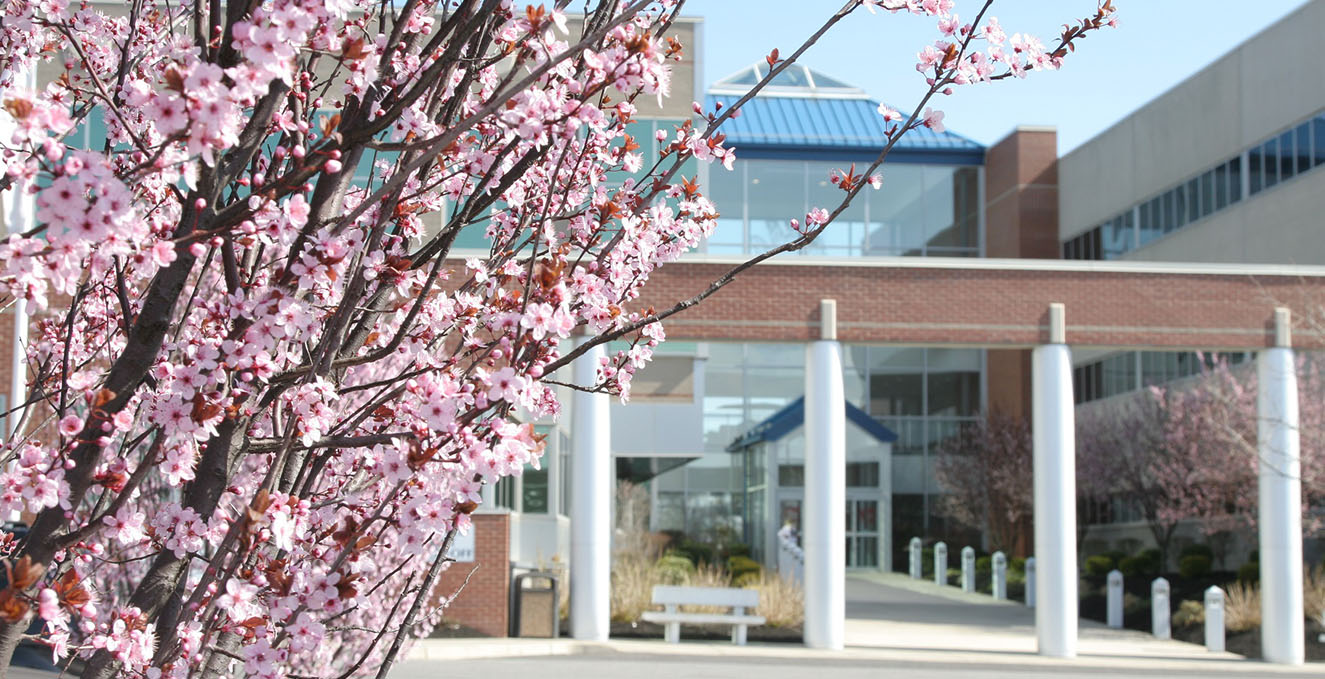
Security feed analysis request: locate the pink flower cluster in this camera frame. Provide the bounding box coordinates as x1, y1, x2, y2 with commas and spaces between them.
0, 1, 1109, 677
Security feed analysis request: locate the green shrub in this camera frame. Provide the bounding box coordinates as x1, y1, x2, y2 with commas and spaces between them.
1180, 544, 1214, 561
1119, 549, 1162, 577
1237, 560, 1260, 583
727, 555, 762, 585
1178, 554, 1212, 579
655, 553, 696, 584
1084, 554, 1115, 576
674, 539, 714, 566
1104, 550, 1128, 565
975, 555, 993, 574
1010, 557, 1026, 573
726, 543, 752, 559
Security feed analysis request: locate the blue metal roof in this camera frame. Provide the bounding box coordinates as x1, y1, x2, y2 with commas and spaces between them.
725, 397, 898, 452
706, 94, 985, 166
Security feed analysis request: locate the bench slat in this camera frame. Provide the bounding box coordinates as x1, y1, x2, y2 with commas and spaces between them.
641, 612, 766, 626
650, 585, 759, 608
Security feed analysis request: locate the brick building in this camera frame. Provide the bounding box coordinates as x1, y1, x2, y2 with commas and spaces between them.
4, 3, 1325, 650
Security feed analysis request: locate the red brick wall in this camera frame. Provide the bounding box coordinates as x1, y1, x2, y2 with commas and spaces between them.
983, 128, 1061, 415
984, 127, 1060, 260
435, 513, 510, 637
631, 261, 1325, 350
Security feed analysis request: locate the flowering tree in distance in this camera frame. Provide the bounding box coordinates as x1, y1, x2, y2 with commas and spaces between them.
1148, 357, 1325, 537
0, 0, 1114, 676
933, 411, 1033, 555
1075, 394, 1181, 565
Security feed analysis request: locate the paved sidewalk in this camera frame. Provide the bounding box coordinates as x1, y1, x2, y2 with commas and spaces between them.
393, 572, 1323, 678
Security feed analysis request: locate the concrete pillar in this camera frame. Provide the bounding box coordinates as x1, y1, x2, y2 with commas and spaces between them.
570, 340, 610, 641
934, 542, 948, 586
1032, 303, 1077, 657
909, 537, 922, 579
1257, 308, 1304, 665
804, 300, 845, 650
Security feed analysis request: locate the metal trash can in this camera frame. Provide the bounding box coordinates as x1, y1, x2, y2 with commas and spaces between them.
511, 571, 560, 638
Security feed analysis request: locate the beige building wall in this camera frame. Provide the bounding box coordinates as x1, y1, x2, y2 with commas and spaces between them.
1058, 0, 1325, 263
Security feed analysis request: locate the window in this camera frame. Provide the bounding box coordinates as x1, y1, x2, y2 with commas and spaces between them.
1315, 116, 1325, 167
1295, 122, 1312, 174
1214, 163, 1228, 210
708, 159, 746, 253
1263, 138, 1279, 189
522, 466, 549, 513
846, 462, 880, 487
1280, 130, 1297, 182
1228, 157, 1242, 202
747, 160, 805, 250
1249, 146, 1263, 194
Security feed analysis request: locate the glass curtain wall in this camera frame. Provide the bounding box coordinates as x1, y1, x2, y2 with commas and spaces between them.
651, 342, 982, 565
706, 159, 980, 257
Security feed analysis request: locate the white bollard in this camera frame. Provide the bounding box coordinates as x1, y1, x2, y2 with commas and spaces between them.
1152, 577, 1171, 640
1106, 569, 1124, 629
962, 546, 976, 593
909, 537, 923, 580
1025, 557, 1037, 608
1205, 586, 1225, 653
992, 551, 1007, 600
934, 542, 948, 586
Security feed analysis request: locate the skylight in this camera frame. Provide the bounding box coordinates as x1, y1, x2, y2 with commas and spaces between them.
709, 62, 869, 99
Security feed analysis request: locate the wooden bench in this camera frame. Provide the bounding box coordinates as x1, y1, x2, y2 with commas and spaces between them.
639, 585, 766, 645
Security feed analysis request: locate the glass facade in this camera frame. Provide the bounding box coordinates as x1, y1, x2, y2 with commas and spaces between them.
650, 342, 982, 555
1073, 350, 1252, 404
707, 159, 980, 257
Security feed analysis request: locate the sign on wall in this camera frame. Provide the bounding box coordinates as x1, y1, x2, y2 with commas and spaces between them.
448, 528, 476, 563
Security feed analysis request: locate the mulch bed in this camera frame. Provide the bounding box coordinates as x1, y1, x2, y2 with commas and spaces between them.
1172, 618, 1325, 661
608, 620, 803, 643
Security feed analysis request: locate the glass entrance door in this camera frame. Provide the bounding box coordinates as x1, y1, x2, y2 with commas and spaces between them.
775, 491, 881, 569
845, 497, 880, 568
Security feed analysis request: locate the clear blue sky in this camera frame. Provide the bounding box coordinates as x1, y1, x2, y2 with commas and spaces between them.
681, 0, 1311, 153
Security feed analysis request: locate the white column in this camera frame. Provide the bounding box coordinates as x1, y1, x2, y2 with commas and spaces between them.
1033, 303, 1077, 658
570, 340, 610, 641
1, 60, 33, 444
804, 300, 845, 650
1257, 308, 1304, 665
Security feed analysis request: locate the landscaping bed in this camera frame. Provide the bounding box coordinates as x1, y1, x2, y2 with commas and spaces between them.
608, 619, 803, 643
1172, 618, 1325, 661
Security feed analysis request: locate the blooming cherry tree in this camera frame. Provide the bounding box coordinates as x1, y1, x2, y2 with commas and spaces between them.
0, 0, 1113, 677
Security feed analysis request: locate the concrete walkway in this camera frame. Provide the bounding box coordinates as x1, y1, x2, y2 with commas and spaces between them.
391, 572, 1322, 678
844, 571, 1228, 659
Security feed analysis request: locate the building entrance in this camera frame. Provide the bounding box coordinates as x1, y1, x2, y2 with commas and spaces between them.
777, 489, 882, 569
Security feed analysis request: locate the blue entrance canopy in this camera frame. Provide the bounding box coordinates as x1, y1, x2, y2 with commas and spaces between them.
725, 397, 897, 453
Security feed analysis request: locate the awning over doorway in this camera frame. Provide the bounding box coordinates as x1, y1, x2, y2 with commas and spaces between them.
724, 397, 897, 452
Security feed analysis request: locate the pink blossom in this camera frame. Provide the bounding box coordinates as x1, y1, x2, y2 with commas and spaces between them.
57, 415, 82, 438
922, 107, 946, 133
